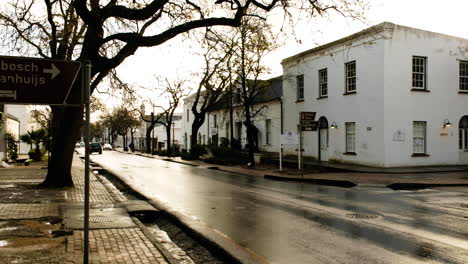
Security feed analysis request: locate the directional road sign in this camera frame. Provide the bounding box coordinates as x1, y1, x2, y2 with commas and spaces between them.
0, 56, 81, 104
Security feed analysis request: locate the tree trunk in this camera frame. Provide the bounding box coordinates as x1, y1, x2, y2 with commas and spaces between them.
190, 116, 205, 149
146, 127, 152, 153
166, 125, 171, 155
244, 109, 255, 166
40, 106, 83, 188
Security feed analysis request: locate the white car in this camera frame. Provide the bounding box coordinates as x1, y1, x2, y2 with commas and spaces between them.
103, 143, 113, 151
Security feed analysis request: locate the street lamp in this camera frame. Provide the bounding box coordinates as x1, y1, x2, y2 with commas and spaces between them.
151, 111, 155, 155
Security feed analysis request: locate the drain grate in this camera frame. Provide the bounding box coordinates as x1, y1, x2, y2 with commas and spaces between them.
346, 213, 379, 219
80, 216, 113, 223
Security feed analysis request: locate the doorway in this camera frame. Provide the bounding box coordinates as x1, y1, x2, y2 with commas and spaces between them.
318, 117, 329, 162
459, 116, 468, 163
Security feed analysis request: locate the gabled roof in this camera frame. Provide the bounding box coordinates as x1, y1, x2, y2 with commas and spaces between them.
208, 76, 283, 112
282, 22, 468, 66
282, 22, 393, 65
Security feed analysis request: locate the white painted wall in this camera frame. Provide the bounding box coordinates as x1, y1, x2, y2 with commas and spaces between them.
282, 30, 387, 166
282, 22, 468, 167
383, 24, 468, 166
182, 96, 208, 150
207, 100, 282, 152
5, 105, 42, 154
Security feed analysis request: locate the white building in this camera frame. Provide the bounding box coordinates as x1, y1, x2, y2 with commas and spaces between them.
1, 104, 42, 160
182, 76, 283, 153
281, 22, 468, 167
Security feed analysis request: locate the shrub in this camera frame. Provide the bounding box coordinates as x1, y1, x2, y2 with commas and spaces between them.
231, 138, 241, 150
190, 144, 207, 159
206, 145, 247, 165
28, 149, 42, 161
181, 151, 195, 160
220, 137, 229, 147
5, 133, 18, 161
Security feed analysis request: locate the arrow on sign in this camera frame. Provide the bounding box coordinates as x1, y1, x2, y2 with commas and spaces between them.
43, 63, 61, 79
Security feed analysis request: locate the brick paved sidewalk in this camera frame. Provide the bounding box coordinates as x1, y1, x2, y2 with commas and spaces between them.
0, 156, 175, 264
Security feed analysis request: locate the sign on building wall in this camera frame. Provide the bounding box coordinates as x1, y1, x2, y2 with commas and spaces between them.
392, 130, 405, 141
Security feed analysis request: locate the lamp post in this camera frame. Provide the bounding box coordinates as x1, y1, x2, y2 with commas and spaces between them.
151, 111, 154, 154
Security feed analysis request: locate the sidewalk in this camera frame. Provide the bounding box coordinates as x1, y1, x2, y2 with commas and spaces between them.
0, 156, 190, 264
125, 150, 468, 189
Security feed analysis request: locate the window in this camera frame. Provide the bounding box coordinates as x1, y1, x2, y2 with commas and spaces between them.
413, 121, 426, 154
213, 115, 217, 128
186, 109, 189, 122
459, 116, 468, 150
265, 119, 271, 145
345, 122, 356, 153
297, 75, 304, 100
460, 61, 468, 91
319, 69, 328, 97
345, 61, 356, 93
202, 135, 206, 145
412, 56, 426, 90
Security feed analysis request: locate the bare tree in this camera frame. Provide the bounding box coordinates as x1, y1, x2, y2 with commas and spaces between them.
153, 78, 188, 155
0, 0, 367, 187
228, 17, 276, 166
189, 30, 233, 152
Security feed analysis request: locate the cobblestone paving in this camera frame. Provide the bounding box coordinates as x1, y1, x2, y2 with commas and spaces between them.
0, 168, 46, 181
67, 157, 115, 204
0, 204, 59, 219
66, 228, 169, 264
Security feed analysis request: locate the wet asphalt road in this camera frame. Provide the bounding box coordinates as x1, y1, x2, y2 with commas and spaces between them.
90, 151, 468, 264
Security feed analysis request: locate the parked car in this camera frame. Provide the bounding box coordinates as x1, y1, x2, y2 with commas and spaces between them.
103, 144, 113, 151
90, 142, 102, 154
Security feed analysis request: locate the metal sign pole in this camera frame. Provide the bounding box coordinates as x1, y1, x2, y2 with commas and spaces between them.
279, 133, 283, 172
83, 61, 91, 264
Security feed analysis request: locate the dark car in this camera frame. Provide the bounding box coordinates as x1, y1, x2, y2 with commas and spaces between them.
90, 143, 102, 154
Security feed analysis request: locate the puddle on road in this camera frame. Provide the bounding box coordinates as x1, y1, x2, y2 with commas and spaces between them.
0, 240, 8, 247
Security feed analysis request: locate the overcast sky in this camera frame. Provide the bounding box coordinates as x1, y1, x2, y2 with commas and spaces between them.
99, 0, 468, 109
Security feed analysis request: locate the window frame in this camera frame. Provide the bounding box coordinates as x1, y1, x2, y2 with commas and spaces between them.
345, 61, 356, 94
318, 68, 328, 98
412, 121, 427, 155
296, 74, 304, 101
345, 122, 356, 154
460, 60, 468, 91
412, 56, 427, 91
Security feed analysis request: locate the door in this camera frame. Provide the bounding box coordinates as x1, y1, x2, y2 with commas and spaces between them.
318, 117, 329, 161
459, 116, 468, 164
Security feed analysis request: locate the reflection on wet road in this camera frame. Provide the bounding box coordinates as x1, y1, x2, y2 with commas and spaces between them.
91, 152, 468, 263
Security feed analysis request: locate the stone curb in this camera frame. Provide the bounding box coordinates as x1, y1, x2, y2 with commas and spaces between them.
264, 174, 357, 188
131, 216, 191, 264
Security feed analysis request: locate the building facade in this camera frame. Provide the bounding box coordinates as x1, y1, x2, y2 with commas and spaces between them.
182, 77, 283, 153
282, 22, 468, 167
